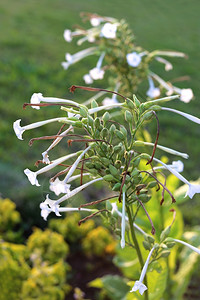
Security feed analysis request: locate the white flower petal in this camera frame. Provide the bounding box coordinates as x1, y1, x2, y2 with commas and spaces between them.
24, 168, 40, 186
101, 23, 117, 39
30, 93, 43, 110
130, 281, 147, 295
126, 52, 142, 67
13, 119, 24, 140
83, 74, 93, 84
63, 29, 72, 42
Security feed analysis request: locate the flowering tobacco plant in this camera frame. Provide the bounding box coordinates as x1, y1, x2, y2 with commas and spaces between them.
62, 12, 193, 102
13, 85, 200, 298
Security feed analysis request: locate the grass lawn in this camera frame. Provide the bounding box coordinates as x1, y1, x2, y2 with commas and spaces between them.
0, 0, 200, 221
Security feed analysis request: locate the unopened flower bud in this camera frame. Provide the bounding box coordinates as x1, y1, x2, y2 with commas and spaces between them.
115, 129, 125, 140
103, 112, 110, 123
103, 174, 116, 182
112, 182, 121, 191
160, 250, 170, 258
143, 241, 151, 250
133, 94, 141, 108
109, 164, 119, 177
125, 110, 133, 123
160, 226, 171, 242
79, 106, 88, 118
147, 181, 158, 188
125, 98, 135, 109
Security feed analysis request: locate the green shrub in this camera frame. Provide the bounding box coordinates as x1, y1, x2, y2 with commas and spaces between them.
22, 260, 71, 300
49, 212, 95, 243
82, 226, 116, 257
27, 228, 69, 264
0, 198, 22, 242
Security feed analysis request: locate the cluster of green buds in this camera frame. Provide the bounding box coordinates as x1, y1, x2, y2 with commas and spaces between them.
62, 12, 193, 102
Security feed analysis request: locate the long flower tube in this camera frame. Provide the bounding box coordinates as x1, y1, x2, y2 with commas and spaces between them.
51, 177, 104, 205
134, 141, 189, 159
30, 93, 81, 110
130, 245, 156, 295
89, 52, 105, 80
62, 47, 98, 70
13, 118, 68, 140
155, 56, 173, 71
161, 107, 200, 124
153, 157, 200, 198
24, 152, 78, 186
63, 146, 91, 184
172, 238, 200, 255
88, 102, 124, 114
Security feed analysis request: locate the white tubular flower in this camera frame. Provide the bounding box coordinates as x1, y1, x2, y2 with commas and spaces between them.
121, 191, 126, 248
130, 246, 156, 295
111, 202, 146, 235
161, 107, 200, 124
61, 47, 97, 70
89, 52, 105, 80
101, 22, 117, 39
30, 93, 80, 110
153, 157, 200, 199
146, 76, 160, 99
50, 178, 71, 196
155, 56, 173, 71
126, 52, 142, 67
172, 238, 200, 255
53, 177, 103, 205
63, 29, 72, 42
13, 117, 67, 140
40, 195, 61, 221
135, 141, 189, 159
153, 160, 184, 173
151, 50, 186, 58
89, 68, 105, 80
63, 146, 91, 184
170, 87, 193, 103
42, 126, 73, 164
40, 196, 94, 221
83, 74, 93, 84
24, 152, 78, 186
89, 102, 124, 114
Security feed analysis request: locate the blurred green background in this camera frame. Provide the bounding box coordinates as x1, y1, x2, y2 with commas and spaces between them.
0, 0, 200, 228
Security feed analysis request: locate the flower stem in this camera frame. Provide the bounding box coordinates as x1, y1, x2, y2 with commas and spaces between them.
126, 206, 149, 300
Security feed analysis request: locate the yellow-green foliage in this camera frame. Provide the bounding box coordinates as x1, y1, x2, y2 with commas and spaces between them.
27, 228, 69, 264
49, 212, 95, 243
0, 242, 30, 300
21, 260, 71, 300
0, 198, 21, 242
82, 226, 116, 257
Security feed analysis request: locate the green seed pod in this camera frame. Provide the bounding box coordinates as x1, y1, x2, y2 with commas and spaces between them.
134, 174, 142, 184
134, 157, 141, 167
94, 117, 101, 129
148, 105, 161, 112
81, 118, 88, 124
110, 124, 116, 135
129, 194, 138, 204
89, 168, 98, 175
100, 157, 110, 166
139, 189, 148, 194
79, 107, 88, 118
138, 194, 151, 203
91, 99, 98, 108
116, 129, 125, 140
103, 112, 110, 123
114, 160, 122, 169
148, 181, 158, 188
141, 111, 153, 121
145, 235, 155, 244
109, 164, 119, 177
165, 241, 176, 248
87, 115, 94, 127
103, 174, 115, 182
74, 121, 83, 128
101, 128, 109, 139
120, 126, 127, 137
113, 145, 121, 154
160, 251, 170, 258
112, 182, 121, 191
125, 98, 135, 109
140, 153, 151, 160
143, 240, 151, 251
125, 110, 133, 123
131, 168, 139, 177
133, 94, 141, 108
85, 162, 94, 169
125, 175, 131, 184
160, 226, 171, 242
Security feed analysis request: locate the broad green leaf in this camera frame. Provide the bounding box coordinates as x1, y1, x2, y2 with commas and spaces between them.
101, 275, 130, 300
88, 277, 104, 289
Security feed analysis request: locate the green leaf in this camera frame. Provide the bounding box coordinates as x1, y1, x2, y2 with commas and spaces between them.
101, 275, 130, 300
